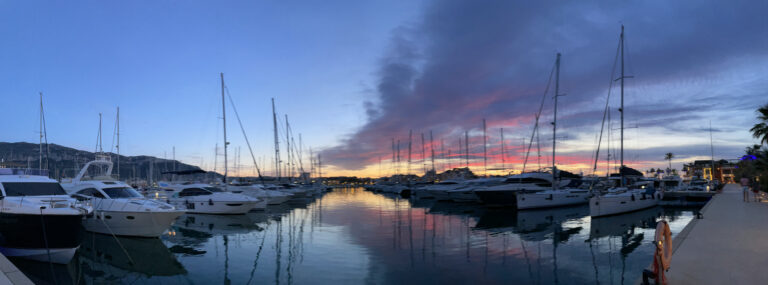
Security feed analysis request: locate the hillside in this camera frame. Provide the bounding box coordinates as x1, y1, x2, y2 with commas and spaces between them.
0, 142, 217, 182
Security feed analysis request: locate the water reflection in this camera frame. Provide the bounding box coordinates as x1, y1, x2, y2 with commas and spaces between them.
12, 188, 698, 285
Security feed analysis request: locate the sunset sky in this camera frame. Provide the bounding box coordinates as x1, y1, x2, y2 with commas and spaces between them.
1, 0, 766, 178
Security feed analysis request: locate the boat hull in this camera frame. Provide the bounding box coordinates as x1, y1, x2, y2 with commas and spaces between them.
590, 192, 661, 217
516, 191, 590, 210
448, 191, 480, 203
170, 199, 257, 214
85, 210, 185, 237
0, 213, 84, 264
475, 190, 519, 207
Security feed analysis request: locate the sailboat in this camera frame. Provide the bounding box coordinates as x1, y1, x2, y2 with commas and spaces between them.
164, 74, 262, 214
590, 26, 662, 218
515, 53, 590, 210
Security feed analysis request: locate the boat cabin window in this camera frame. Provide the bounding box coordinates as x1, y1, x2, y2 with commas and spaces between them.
204, 187, 224, 192
178, 188, 212, 197
102, 187, 143, 199
76, 188, 106, 199
2, 182, 68, 196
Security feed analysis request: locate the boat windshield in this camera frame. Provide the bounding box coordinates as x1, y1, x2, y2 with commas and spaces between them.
204, 187, 224, 192
102, 187, 143, 198
2, 182, 67, 196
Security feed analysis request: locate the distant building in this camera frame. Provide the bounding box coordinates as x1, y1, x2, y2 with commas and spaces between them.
683, 159, 738, 183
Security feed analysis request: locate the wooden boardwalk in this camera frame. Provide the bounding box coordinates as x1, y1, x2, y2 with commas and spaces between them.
667, 183, 768, 284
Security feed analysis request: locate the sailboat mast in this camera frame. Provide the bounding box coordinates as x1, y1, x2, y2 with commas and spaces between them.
553, 53, 561, 189
98, 113, 103, 154
286, 115, 292, 179
483, 119, 487, 176
272, 98, 280, 180
407, 130, 412, 175
619, 25, 625, 187
421, 133, 426, 174
710, 120, 715, 180
429, 131, 435, 172
39, 92, 43, 171
465, 131, 469, 168
221, 73, 228, 186
116, 106, 120, 179
391, 138, 396, 176
500, 128, 505, 173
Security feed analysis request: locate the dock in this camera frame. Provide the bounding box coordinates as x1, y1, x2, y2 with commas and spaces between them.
666, 184, 768, 284
0, 254, 33, 285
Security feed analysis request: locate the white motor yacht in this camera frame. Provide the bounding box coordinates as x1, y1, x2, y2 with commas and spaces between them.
62, 156, 185, 237
474, 172, 559, 206
0, 168, 93, 264
228, 182, 292, 205
516, 189, 591, 210
660, 175, 684, 191
589, 187, 661, 217
446, 178, 507, 203
414, 180, 465, 200
160, 182, 261, 214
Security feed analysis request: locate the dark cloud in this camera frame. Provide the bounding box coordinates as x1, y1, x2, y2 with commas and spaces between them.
323, 0, 768, 170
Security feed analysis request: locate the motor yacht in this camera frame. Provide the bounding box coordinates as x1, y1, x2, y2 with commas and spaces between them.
62, 156, 185, 237
474, 172, 560, 206
160, 182, 261, 214
0, 168, 92, 264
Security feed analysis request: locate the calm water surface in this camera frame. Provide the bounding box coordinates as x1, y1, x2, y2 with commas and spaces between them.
14, 188, 698, 284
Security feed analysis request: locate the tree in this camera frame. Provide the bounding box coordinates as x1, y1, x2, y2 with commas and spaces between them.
664, 153, 674, 174
751, 103, 768, 145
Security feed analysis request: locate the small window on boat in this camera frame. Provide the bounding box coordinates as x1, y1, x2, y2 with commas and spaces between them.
2, 182, 67, 196
103, 187, 142, 199
179, 188, 212, 197
76, 188, 106, 199
126, 216, 135, 220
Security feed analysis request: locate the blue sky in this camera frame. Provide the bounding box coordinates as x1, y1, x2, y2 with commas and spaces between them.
1, 0, 766, 177
0, 1, 421, 175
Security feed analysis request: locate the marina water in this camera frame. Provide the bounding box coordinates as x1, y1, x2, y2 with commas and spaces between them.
11, 188, 698, 284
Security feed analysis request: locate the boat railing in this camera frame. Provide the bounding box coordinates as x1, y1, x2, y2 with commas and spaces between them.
0, 168, 50, 176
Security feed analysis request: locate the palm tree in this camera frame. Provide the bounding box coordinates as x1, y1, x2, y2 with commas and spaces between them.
664, 153, 674, 174
750, 103, 768, 145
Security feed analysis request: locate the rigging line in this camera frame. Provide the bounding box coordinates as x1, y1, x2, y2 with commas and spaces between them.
522, 61, 556, 173
224, 86, 266, 183
590, 33, 622, 189
111, 112, 118, 153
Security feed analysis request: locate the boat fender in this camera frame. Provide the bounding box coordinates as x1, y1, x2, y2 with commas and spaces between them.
209, 199, 214, 206
547, 194, 553, 200
653, 220, 673, 284
631, 194, 635, 201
